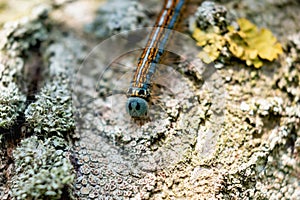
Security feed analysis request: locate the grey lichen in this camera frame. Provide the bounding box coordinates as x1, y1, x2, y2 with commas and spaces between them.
73, 142, 142, 199
256, 124, 299, 200
23, 22, 86, 136
0, 57, 25, 130
25, 77, 74, 135
24, 37, 82, 135
85, 0, 150, 37
0, 5, 50, 130
0, 83, 26, 129
213, 101, 299, 199
191, 1, 236, 33
0, 5, 50, 57
72, 39, 226, 198
228, 121, 299, 199
240, 97, 283, 116
275, 32, 300, 103
212, 81, 300, 199
0, 56, 24, 85
11, 135, 74, 200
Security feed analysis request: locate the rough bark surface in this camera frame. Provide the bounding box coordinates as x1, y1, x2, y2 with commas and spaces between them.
0, 0, 299, 199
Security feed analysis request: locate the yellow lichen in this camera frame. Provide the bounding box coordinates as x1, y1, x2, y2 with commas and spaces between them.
193, 18, 283, 68
192, 27, 226, 64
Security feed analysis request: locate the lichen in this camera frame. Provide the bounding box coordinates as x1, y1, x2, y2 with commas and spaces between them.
240, 97, 283, 116
226, 18, 283, 68
224, 120, 299, 199
192, 1, 235, 34
213, 97, 299, 199
11, 135, 74, 200
132, 64, 299, 199
209, 86, 300, 199
0, 1, 297, 200
72, 44, 226, 199
85, 0, 150, 38
24, 37, 82, 136
0, 5, 50, 57
275, 32, 300, 103
0, 83, 26, 129
192, 2, 283, 68
73, 142, 142, 199
25, 77, 74, 135
0, 62, 25, 129
0, 5, 50, 130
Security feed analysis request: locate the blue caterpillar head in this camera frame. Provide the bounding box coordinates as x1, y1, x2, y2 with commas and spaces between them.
126, 97, 149, 118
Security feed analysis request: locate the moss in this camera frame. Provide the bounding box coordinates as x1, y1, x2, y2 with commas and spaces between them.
11, 135, 74, 200
192, 2, 283, 68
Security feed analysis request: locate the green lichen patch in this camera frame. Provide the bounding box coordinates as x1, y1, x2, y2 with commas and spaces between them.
24, 33, 85, 136
11, 135, 74, 200
0, 56, 24, 85
0, 5, 51, 131
25, 77, 74, 135
0, 83, 26, 129
0, 57, 26, 130
192, 2, 283, 68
